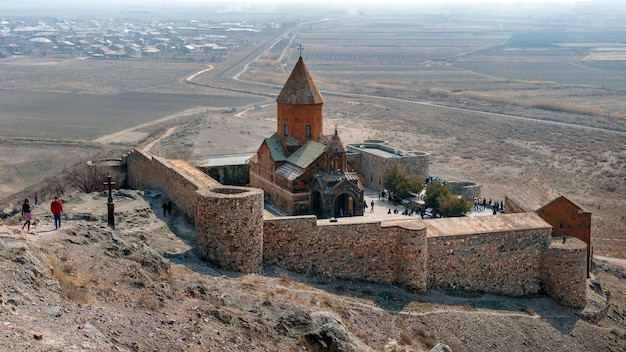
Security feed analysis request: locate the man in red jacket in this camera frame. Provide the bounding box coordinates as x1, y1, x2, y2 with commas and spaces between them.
50, 196, 64, 229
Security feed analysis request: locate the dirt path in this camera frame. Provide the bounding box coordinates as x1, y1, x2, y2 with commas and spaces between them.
143, 126, 177, 152
595, 255, 626, 269
91, 107, 210, 146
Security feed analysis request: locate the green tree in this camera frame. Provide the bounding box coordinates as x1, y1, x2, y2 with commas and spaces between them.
423, 180, 450, 211
382, 163, 405, 197
396, 173, 425, 199
383, 164, 425, 199
437, 193, 472, 217
424, 181, 472, 217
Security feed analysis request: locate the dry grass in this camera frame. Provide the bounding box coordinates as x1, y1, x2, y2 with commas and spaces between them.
457, 90, 605, 116
46, 253, 93, 305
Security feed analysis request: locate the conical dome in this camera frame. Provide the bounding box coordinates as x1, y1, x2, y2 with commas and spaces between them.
276, 57, 324, 105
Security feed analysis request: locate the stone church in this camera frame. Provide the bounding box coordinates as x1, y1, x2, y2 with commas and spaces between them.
249, 56, 364, 219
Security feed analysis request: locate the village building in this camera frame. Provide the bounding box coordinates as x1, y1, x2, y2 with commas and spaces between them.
505, 177, 592, 275
249, 56, 364, 219
346, 140, 430, 192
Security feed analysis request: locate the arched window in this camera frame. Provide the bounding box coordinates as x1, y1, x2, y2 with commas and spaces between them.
306, 124, 311, 139
284, 124, 289, 136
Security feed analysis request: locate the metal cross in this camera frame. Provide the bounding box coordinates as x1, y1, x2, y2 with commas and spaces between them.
297, 44, 304, 57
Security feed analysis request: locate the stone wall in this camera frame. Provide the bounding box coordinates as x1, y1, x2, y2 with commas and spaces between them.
542, 236, 587, 308
263, 217, 428, 292
427, 228, 551, 296
195, 186, 264, 273
125, 149, 588, 307
447, 181, 481, 199
125, 149, 219, 220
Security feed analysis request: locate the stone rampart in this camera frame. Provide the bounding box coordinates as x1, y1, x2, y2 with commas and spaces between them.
263, 217, 428, 292
195, 186, 264, 273
542, 237, 587, 308
125, 150, 588, 307
125, 150, 219, 220
427, 228, 551, 296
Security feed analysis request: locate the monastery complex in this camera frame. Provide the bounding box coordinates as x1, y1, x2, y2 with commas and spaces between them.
122, 56, 592, 308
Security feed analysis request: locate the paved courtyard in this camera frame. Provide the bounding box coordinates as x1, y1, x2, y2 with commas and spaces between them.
265, 188, 503, 223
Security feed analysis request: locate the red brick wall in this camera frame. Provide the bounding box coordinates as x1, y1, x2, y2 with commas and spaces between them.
276, 103, 323, 143
537, 197, 591, 252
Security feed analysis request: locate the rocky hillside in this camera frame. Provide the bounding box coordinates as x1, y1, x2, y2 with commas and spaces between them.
0, 190, 624, 351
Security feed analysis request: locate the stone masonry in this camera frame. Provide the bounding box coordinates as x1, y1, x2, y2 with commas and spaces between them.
125, 149, 588, 308
195, 186, 264, 273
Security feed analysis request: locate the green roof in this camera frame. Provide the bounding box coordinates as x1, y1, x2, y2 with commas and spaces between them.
287, 140, 326, 168
265, 138, 287, 162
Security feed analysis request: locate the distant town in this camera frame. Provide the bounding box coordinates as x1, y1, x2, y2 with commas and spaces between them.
0, 15, 280, 61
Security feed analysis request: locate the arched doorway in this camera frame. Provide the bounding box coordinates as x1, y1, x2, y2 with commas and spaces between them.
333, 193, 355, 217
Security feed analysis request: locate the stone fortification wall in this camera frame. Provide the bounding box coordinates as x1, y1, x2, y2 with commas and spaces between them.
263, 217, 428, 292
125, 150, 219, 220
447, 181, 481, 199
125, 150, 588, 306
427, 228, 551, 296
195, 186, 264, 273
542, 237, 587, 308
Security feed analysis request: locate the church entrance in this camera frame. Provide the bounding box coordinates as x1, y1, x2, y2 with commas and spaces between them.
333, 193, 354, 217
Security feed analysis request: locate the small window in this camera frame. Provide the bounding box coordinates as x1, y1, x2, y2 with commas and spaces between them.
306, 124, 311, 139
284, 124, 289, 136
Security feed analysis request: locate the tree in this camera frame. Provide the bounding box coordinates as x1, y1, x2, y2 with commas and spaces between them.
423, 180, 449, 211
424, 181, 472, 217
65, 162, 123, 193
437, 193, 472, 217
382, 163, 405, 197
383, 163, 425, 199
396, 173, 425, 199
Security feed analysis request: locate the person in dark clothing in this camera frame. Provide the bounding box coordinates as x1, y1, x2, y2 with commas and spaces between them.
162, 201, 168, 216
21, 199, 32, 232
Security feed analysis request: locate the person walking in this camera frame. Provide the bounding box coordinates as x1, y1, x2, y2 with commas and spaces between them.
50, 196, 64, 229
21, 199, 32, 232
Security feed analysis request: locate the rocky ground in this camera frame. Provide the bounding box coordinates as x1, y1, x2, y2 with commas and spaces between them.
0, 189, 625, 351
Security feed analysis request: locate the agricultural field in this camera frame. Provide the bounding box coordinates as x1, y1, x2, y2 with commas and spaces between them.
236, 13, 626, 258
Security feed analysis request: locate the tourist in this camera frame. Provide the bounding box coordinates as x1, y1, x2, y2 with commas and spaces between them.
50, 196, 64, 229
387, 208, 391, 214
162, 201, 168, 216
370, 200, 375, 212
21, 199, 32, 232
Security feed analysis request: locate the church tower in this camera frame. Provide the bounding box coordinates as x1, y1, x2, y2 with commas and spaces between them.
276, 56, 324, 146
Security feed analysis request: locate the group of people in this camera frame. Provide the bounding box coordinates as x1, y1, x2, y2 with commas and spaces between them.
473, 197, 505, 214
21, 196, 64, 233
162, 201, 173, 216
387, 205, 427, 218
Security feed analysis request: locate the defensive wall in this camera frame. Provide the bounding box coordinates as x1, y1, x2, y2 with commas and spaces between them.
125, 149, 220, 220
125, 150, 588, 308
